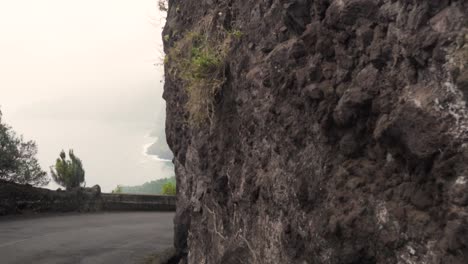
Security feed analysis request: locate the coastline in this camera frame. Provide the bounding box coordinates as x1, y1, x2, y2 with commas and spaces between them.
142, 139, 172, 163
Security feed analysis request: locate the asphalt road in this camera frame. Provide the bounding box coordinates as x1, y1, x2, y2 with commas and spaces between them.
0, 212, 174, 264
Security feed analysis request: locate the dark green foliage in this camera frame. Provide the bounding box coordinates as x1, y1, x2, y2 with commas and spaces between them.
0, 110, 48, 186
50, 150, 85, 190
113, 176, 176, 195
162, 181, 176, 195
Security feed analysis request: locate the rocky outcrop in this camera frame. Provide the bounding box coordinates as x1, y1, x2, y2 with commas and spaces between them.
163, 0, 468, 263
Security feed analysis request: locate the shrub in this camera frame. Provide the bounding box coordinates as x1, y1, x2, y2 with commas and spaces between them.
50, 150, 85, 190
162, 182, 176, 195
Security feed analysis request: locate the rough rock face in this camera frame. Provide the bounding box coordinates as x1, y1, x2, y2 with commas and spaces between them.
163, 1, 468, 263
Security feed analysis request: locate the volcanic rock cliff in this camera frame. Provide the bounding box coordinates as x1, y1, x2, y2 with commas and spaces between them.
163, 0, 468, 263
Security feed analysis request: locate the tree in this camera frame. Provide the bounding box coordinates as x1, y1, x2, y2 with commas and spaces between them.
162, 181, 176, 195
50, 150, 85, 190
0, 110, 49, 186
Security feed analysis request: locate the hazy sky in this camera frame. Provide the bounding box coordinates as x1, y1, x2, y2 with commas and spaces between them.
0, 0, 170, 191
0, 0, 165, 117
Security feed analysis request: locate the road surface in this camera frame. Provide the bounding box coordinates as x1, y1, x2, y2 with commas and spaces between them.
0, 212, 174, 264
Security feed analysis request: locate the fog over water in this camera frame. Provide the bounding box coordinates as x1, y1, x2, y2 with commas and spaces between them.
0, 0, 171, 191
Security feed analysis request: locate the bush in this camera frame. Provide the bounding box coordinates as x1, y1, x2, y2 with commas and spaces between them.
162, 182, 176, 195
50, 150, 85, 190
0, 109, 48, 186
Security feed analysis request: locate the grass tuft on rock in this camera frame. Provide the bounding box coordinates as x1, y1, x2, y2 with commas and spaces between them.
166, 31, 229, 125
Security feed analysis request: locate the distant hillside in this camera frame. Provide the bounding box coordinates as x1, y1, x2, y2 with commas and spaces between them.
113, 176, 175, 195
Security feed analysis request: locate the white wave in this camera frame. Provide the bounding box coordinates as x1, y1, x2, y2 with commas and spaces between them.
141, 141, 172, 163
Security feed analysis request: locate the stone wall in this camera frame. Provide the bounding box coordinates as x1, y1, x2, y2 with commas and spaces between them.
102, 193, 176, 211
0, 180, 175, 216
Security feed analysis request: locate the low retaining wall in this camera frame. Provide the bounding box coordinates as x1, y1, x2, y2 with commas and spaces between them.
102, 193, 176, 211
0, 180, 176, 216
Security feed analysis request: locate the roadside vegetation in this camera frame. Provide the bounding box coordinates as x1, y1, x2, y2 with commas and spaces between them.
0, 109, 48, 186
50, 150, 86, 190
